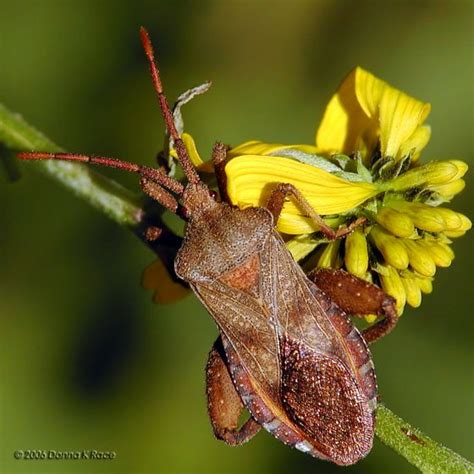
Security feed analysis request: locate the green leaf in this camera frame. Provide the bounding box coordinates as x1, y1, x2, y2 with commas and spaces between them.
269, 148, 343, 173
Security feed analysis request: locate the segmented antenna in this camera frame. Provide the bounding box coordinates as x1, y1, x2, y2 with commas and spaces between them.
17, 28, 202, 213
16, 152, 184, 195
139, 27, 201, 185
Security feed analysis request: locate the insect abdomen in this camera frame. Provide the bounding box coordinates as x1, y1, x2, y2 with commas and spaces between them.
280, 338, 374, 465
308, 283, 377, 411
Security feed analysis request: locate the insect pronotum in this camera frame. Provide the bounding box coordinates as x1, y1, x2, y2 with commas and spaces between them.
18, 27, 398, 465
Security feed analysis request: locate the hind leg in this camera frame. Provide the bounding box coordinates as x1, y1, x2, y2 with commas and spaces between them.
307, 268, 398, 344
206, 336, 261, 445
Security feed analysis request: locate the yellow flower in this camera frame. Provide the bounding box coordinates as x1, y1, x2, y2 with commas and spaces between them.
170, 68, 470, 317
221, 67, 470, 317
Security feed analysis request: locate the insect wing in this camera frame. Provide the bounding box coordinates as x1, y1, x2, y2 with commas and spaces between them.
196, 232, 376, 464
267, 233, 375, 464
193, 277, 280, 402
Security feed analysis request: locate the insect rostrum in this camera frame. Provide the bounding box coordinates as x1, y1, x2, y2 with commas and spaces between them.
18, 27, 398, 466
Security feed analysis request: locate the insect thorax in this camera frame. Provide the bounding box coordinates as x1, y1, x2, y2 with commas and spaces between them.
174, 204, 273, 284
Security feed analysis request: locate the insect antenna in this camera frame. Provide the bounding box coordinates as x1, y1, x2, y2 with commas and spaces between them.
17, 27, 202, 212
17, 152, 183, 194
17, 152, 182, 212
139, 26, 201, 186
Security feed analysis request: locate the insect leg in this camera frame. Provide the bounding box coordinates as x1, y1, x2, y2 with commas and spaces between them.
266, 183, 366, 239
206, 336, 261, 445
211, 142, 229, 203
307, 268, 398, 343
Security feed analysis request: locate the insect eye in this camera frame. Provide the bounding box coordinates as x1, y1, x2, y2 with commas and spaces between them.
178, 205, 190, 220
209, 190, 218, 200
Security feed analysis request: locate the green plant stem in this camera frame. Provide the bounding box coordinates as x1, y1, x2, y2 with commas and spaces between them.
376, 404, 472, 473
0, 103, 144, 228
1, 101, 472, 472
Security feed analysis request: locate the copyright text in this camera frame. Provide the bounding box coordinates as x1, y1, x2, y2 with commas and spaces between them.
14, 450, 116, 460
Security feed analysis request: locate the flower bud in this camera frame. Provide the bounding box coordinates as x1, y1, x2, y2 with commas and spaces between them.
410, 209, 446, 232
364, 314, 378, 324
387, 160, 468, 191
429, 179, 465, 198
375, 207, 416, 238
286, 235, 319, 262
435, 208, 464, 231
388, 201, 446, 232
432, 210, 470, 233
443, 229, 466, 238
403, 239, 437, 277
417, 239, 453, 267
317, 241, 342, 269
458, 214, 472, 231
437, 241, 455, 260
344, 228, 369, 277
416, 276, 433, 294
402, 277, 422, 308
379, 265, 406, 315
370, 225, 409, 270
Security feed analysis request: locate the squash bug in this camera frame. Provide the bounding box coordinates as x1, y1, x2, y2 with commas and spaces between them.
18, 27, 398, 465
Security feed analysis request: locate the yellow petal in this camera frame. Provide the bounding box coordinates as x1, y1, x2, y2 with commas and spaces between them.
355, 68, 431, 159
225, 155, 379, 234
229, 140, 318, 157
316, 67, 431, 161
181, 133, 214, 172
170, 133, 214, 172
387, 201, 447, 233
316, 68, 376, 157
435, 208, 464, 231
142, 259, 190, 304
399, 125, 431, 162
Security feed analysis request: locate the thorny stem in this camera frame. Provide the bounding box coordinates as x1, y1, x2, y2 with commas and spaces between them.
1, 102, 472, 472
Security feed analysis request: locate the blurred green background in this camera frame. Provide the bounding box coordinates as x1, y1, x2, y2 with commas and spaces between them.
0, 1, 472, 473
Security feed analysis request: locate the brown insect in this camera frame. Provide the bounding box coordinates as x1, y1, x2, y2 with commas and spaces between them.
18, 28, 398, 465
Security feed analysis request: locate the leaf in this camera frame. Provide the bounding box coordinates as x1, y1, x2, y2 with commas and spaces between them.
269, 148, 343, 173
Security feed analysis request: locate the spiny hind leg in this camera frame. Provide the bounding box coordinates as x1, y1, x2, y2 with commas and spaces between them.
206, 336, 261, 445
307, 268, 398, 343
265, 183, 366, 239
